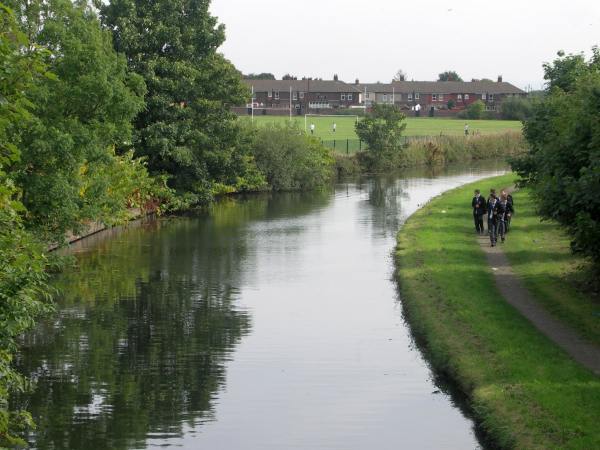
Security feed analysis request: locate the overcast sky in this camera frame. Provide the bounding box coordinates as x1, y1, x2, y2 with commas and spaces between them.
209, 0, 600, 90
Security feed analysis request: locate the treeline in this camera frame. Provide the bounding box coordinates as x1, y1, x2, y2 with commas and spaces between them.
512, 48, 600, 272
0, 0, 334, 444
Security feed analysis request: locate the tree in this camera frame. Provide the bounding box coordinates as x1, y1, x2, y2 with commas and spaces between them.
355, 104, 407, 171
512, 48, 600, 268
447, 99, 456, 110
0, 4, 53, 445
393, 69, 407, 82
282, 73, 297, 80
438, 71, 463, 82
244, 72, 276, 80
465, 100, 485, 119
101, 0, 257, 202
6, 0, 150, 240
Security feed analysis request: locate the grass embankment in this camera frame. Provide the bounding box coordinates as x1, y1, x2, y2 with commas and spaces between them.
395, 174, 600, 449
245, 116, 522, 140
503, 188, 600, 346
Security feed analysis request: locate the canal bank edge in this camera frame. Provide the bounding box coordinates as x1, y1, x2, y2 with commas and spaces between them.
394, 173, 600, 449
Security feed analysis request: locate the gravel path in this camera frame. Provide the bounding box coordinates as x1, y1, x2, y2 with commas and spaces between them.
477, 227, 600, 376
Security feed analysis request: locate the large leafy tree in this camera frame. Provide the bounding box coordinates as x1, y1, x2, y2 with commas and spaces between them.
0, 3, 53, 446
6, 0, 147, 240
100, 0, 252, 200
512, 48, 600, 268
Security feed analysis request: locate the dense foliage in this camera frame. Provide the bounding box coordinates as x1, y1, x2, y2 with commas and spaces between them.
500, 96, 534, 121
247, 123, 334, 191
4, 0, 169, 241
512, 48, 600, 267
0, 4, 53, 446
355, 104, 407, 171
100, 0, 262, 201
438, 70, 463, 82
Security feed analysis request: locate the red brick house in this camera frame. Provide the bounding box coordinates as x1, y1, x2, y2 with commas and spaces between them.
237, 79, 362, 115
359, 78, 526, 116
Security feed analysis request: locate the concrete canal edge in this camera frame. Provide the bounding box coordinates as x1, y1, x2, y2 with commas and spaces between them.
394, 173, 600, 449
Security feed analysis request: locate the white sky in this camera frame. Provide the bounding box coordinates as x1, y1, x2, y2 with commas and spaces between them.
210, 0, 600, 90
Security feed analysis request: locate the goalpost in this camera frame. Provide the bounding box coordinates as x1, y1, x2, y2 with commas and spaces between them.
304, 114, 360, 133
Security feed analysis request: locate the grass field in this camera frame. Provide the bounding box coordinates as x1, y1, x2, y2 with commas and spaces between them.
395, 173, 600, 449
242, 115, 522, 140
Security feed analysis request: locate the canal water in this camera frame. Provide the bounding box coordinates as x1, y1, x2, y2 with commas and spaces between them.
17, 163, 507, 450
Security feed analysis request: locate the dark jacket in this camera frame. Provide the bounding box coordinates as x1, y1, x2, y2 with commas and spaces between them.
472, 195, 486, 215
497, 200, 514, 221
486, 199, 500, 223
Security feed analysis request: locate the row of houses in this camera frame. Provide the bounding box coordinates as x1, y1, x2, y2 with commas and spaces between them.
234, 77, 526, 116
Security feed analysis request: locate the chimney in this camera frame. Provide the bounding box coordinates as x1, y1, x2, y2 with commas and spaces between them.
355, 78, 359, 85
333, 74, 338, 81
497, 75, 503, 83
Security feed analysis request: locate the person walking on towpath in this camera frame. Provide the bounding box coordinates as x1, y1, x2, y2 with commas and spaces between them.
497, 194, 514, 243
471, 189, 486, 234
487, 191, 499, 247
502, 189, 515, 232
310, 123, 315, 135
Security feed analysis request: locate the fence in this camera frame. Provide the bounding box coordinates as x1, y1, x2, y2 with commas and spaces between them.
321, 136, 433, 155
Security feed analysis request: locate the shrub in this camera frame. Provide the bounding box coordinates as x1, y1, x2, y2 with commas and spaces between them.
465, 100, 485, 119
248, 123, 335, 191
501, 96, 534, 121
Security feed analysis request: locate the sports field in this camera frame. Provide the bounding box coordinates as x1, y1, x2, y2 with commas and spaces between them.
243, 115, 522, 140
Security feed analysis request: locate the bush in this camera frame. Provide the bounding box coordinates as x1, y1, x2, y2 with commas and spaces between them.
248, 123, 335, 191
500, 96, 534, 121
465, 100, 485, 119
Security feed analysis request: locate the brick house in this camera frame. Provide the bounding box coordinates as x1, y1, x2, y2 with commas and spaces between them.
237, 79, 362, 115
358, 78, 526, 115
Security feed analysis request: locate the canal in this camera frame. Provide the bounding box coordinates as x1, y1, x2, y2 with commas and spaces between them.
17, 162, 507, 449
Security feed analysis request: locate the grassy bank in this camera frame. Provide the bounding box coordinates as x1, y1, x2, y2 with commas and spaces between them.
395, 174, 600, 449
503, 188, 600, 346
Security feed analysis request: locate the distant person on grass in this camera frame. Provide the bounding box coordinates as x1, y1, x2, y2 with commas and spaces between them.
310, 123, 315, 135
464, 124, 469, 136
471, 189, 486, 234
487, 191, 499, 247
332, 122, 337, 133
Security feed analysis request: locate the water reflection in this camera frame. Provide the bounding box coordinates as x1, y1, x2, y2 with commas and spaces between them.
16, 163, 507, 450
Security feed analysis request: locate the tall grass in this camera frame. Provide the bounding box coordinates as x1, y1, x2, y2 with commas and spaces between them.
402, 131, 526, 167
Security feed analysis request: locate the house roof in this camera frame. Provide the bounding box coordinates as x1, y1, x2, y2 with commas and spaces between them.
243, 79, 362, 93
359, 81, 526, 95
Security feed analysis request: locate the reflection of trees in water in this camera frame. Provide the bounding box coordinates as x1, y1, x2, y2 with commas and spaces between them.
15, 189, 332, 450
364, 175, 410, 237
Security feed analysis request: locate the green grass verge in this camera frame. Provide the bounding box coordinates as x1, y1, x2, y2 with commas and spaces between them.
503, 188, 600, 346
395, 173, 600, 449
242, 116, 522, 140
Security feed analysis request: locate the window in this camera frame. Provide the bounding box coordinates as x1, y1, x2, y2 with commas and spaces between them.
489, 94, 494, 101
383, 94, 387, 101
366, 92, 370, 99
274, 91, 280, 100
347, 94, 352, 101
293, 92, 297, 100
481, 93, 486, 100
415, 93, 419, 100
268, 90, 272, 98
432, 94, 437, 101
457, 94, 463, 101
465, 94, 470, 100
396, 93, 401, 100
439, 94, 444, 101
299, 92, 305, 99
408, 93, 413, 101
341, 93, 346, 100
295, 104, 300, 109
